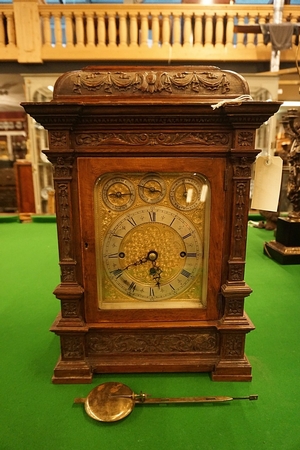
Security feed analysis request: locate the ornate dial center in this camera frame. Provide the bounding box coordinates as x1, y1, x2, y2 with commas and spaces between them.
103, 206, 202, 301
147, 250, 158, 261
118, 222, 186, 285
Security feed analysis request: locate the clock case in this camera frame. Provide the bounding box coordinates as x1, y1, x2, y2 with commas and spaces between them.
22, 66, 280, 383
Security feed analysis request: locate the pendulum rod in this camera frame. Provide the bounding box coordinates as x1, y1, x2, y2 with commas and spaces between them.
110, 393, 259, 404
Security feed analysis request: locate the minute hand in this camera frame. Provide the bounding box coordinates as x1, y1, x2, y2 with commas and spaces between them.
138, 184, 161, 193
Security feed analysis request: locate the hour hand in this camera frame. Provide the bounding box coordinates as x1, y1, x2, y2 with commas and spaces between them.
108, 191, 132, 198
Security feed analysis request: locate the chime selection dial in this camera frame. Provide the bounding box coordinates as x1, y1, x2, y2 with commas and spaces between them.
138, 173, 166, 204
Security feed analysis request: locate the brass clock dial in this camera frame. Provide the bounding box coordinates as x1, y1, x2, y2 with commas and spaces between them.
103, 206, 202, 301
170, 176, 203, 211
95, 172, 210, 309
138, 174, 166, 204
102, 176, 135, 211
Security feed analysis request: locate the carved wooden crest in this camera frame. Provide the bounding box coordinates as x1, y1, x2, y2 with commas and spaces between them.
53, 66, 250, 100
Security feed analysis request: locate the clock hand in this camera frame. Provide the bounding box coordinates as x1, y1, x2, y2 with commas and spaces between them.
119, 250, 163, 287
149, 262, 163, 288
123, 250, 158, 271
108, 192, 132, 198
147, 251, 163, 287
123, 255, 148, 271
138, 184, 162, 194
182, 180, 188, 198
110, 256, 148, 278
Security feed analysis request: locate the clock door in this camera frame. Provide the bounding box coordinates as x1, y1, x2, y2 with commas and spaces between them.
78, 155, 226, 324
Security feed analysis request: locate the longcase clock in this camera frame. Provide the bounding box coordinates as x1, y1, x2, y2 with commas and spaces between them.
23, 66, 280, 383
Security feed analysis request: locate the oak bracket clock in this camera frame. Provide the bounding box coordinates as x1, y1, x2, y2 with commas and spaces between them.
22, 66, 280, 383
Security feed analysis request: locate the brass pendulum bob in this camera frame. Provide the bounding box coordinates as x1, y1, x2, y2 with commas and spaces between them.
74, 381, 258, 423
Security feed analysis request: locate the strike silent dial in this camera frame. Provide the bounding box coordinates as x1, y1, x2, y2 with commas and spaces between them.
102, 177, 136, 211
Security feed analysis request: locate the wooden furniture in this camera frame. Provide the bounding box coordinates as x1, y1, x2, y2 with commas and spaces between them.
23, 65, 280, 384
0, 161, 17, 212
14, 160, 36, 216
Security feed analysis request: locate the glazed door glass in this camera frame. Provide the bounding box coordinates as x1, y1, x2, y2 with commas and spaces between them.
94, 172, 211, 310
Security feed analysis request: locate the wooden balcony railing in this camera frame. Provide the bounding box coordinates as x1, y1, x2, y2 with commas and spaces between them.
0, 0, 299, 64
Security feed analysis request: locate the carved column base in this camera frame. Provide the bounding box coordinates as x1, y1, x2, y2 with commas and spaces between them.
212, 355, 252, 382
264, 217, 300, 265
52, 357, 93, 384
53, 284, 85, 327
212, 328, 253, 381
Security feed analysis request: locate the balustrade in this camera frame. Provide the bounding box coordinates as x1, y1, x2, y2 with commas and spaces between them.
0, 2, 299, 63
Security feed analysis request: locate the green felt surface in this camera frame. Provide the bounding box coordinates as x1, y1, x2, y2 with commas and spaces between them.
0, 214, 19, 223
1, 222, 300, 450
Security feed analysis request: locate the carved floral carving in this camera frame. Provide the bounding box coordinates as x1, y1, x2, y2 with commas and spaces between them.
233, 157, 252, 178
49, 131, 68, 148
75, 132, 230, 147
234, 182, 247, 244
73, 70, 231, 96
61, 301, 78, 318
60, 264, 76, 282
57, 183, 72, 260
237, 131, 254, 148
227, 299, 244, 316
61, 335, 84, 359
53, 156, 73, 179
228, 263, 244, 281
87, 332, 217, 354
224, 334, 244, 357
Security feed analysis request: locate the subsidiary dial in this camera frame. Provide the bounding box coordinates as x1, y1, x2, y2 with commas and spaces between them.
102, 177, 136, 211
170, 176, 203, 211
138, 174, 166, 204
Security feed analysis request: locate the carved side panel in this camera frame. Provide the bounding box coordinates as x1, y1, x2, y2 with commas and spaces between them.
61, 335, 85, 360
221, 333, 245, 359
56, 181, 73, 261
86, 331, 218, 355
230, 156, 253, 269
47, 139, 85, 326
221, 155, 254, 326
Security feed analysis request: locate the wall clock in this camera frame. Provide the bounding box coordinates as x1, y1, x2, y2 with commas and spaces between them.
22, 66, 280, 383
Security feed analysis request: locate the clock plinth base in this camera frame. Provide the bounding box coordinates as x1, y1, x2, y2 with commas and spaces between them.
264, 218, 300, 265
88, 354, 216, 375
52, 358, 93, 384
212, 356, 252, 382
